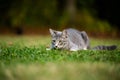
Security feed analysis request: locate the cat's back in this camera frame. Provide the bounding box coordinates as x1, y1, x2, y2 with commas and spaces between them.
65, 28, 81, 36
65, 28, 85, 45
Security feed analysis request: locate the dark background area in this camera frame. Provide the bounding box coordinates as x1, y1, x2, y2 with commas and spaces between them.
94, 0, 120, 27
0, 0, 119, 38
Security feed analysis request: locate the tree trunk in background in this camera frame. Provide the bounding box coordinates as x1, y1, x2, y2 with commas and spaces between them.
66, 0, 76, 27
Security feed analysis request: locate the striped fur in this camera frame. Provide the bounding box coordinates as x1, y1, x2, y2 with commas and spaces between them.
92, 45, 117, 50
49, 28, 117, 51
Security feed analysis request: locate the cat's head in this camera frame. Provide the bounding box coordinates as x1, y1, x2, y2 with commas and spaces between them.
49, 29, 68, 49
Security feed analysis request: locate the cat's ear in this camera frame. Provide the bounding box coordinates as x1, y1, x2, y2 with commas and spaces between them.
49, 28, 57, 36
62, 30, 68, 38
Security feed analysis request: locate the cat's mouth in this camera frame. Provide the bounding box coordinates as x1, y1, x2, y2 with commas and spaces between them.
53, 46, 63, 50
52, 47, 62, 50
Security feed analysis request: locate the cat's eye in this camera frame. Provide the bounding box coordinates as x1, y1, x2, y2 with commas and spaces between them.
52, 40, 56, 42
59, 40, 62, 43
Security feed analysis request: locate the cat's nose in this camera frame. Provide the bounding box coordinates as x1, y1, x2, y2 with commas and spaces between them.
55, 46, 57, 48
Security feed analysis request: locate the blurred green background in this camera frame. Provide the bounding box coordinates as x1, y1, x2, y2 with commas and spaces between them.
0, 0, 119, 38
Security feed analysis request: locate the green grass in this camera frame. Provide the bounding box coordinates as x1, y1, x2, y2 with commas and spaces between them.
0, 36, 120, 80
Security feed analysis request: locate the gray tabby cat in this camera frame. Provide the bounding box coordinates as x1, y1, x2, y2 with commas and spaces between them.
48, 28, 117, 51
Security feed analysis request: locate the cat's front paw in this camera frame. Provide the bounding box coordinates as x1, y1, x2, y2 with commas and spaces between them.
70, 49, 78, 51
46, 44, 52, 50
46, 48, 51, 50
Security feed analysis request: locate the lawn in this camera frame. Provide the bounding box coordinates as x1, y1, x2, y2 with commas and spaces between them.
0, 35, 120, 80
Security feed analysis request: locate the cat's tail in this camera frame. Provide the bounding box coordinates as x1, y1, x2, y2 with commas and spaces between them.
92, 45, 117, 50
